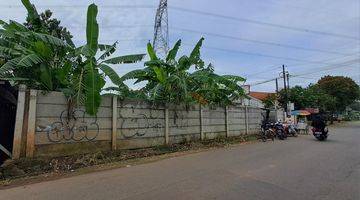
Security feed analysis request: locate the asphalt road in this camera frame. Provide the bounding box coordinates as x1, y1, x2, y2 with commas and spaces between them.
1, 122, 359, 200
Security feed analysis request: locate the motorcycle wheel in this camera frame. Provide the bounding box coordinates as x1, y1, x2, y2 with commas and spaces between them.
261, 134, 267, 142
316, 135, 325, 141
277, 131, 284, 140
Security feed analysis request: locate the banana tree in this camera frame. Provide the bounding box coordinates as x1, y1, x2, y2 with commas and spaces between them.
68, 4, 145, 115
0, 2, 145, 115
121, 38, 205, 104
0, 19, 73, 90
189, 65, 246, 105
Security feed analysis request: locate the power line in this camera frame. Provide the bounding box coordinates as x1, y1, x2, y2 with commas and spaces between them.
169, 6, 360, 41
2, 4, 358, 40
249, 78, 278, 86
234, 52, 359, 78
75, 24, 357, 56
0, 4, 156, 9
290, 58, 360, 77
249, 58, 360, 86
245, 66, 282, 78
181, 42, 344, 65
171, 27, 352, 56
73, 37, 358, 70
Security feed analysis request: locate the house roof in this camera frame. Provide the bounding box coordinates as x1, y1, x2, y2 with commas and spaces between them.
249, 91, 275, 101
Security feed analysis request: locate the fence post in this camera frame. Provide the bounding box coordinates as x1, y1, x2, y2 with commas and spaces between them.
12, 85, 26, 159
225, 106, 229, 137
164, 107, 169, 145
245, 106, 249, 135
26, 90, 37, 158
200, 104, 204, 140
111, 96, 117, 151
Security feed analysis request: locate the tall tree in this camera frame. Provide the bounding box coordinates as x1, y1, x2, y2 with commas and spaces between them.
317, 76, 360, 111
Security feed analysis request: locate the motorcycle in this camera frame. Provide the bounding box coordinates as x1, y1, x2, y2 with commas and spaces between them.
285, 123, 298, 137
312, 127, 328, 141
274, 122, 286, 140
260, 122, 275, 142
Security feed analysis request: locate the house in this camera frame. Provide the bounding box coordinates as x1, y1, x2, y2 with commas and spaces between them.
241, 91, 277, 108
249, 91, 276, 102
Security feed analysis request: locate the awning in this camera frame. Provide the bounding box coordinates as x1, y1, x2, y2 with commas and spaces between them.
291, 110, 311, 116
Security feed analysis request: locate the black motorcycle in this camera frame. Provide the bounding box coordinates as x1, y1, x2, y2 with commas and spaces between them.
274, 122, 286, 140
312, 127, 328, 141
260, 122, 275, 142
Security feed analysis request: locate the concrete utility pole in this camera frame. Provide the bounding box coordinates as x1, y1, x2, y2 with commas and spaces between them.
282, 65, 288, 115
286, 72, 290, 91
153, 0, 169, 57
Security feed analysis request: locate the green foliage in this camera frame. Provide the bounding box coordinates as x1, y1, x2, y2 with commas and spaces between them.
1, 0, 245, 115
22, 0, 73, 46
317, 76, 360, 111
349, 101, 360, 111
0, 19, 71, 90
0, 1, 144, 115
279, 75, 359, 113
121, 38, 246, 105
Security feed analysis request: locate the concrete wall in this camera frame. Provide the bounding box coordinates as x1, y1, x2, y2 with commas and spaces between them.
20, 91, 263, 157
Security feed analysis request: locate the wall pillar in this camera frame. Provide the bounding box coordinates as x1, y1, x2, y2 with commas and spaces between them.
26, 90, 37, 158
111, 96, 117, 150
164, 108, 169, 145
200, 104, 204, 140
225, 106, 229, 137
245, 106, 249, 135
12, 85, 26, 159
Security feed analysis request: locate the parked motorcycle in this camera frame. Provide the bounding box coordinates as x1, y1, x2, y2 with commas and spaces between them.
285, 123, 298, 137
274, 121, 286, 140
260, 122, 275, 142
312, 127, 328, 141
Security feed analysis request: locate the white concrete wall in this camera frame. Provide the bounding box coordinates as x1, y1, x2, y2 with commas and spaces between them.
26, 91, 263, 157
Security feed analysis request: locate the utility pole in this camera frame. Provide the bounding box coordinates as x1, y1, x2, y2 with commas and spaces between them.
286, 72, 290, 91
274, 78, 279, 119
153, 0, 169, 57
282, 65, 288, 116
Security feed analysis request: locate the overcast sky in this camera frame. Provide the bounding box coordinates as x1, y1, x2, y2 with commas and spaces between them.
1, 0, 359, 91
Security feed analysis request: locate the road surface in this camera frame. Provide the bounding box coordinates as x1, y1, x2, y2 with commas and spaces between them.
1, 122, 359, 200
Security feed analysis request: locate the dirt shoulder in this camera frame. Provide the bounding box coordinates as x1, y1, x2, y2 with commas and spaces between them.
0, 135, 258, 189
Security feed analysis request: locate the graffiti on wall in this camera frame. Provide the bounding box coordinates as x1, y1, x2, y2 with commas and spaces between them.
119, 107, 164, 139
41, 109, 100, 143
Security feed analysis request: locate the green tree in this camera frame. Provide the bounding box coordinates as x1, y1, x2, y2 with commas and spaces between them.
120, 39, 245, 105
121, 39, 207, 103
278, 84, 337, 113
21, 0, 74, 46
317, 76, 360, 111
278, 86, 311, 110
189, 65, 245, 105
0, 1, 144, 115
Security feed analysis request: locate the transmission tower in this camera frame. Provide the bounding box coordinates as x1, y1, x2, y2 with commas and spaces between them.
153, 0, 169, 57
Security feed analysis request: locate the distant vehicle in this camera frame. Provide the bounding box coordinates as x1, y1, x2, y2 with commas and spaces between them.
311, 114, 328, 141
312, 127, 328, 141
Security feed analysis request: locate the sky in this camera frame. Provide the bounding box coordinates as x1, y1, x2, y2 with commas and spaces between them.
0, 0, 359, 92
